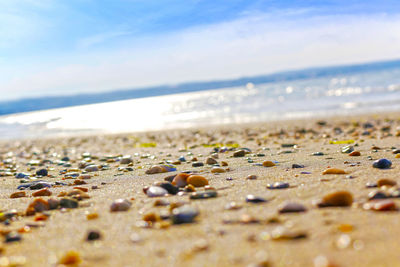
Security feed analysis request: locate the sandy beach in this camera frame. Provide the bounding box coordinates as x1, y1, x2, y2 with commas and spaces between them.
0, 112, 400, 267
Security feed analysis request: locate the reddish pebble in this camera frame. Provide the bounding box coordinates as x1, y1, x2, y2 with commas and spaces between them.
364, 199, 397, 211
32, 188, 52, 197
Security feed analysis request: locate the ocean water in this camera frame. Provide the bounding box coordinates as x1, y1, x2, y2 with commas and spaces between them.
1, 66, 400, 139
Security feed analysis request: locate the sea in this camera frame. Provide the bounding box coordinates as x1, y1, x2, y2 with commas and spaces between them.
1, 61, 400, 140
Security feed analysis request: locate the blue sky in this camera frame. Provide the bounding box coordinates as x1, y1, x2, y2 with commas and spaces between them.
1, 0, 400, 100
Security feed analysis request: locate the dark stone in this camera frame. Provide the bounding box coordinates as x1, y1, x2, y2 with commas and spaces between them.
192, 162, 204, 167
5, 232, 21, 243
159, 182, 179, 195
87, 230, 102, 241
292, 164, 304, 168
171, 206, 199, 224
233, 150, 246, 157
246, 195, 267, 203
368, 190, 388, 200
312, 152, 324, 156
36, 169, 48, 176
372, 158, 392, 169
60, 198, 79, 208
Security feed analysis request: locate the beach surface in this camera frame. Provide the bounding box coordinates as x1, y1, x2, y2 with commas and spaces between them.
1, 112, 400, 267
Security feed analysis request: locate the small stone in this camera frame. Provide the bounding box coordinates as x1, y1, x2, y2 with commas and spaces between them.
86, 212, 99, 220
190, 191, 217, 199
269, 226, 307, 240
318, 191, 353, 207
143, 212, 160, 222
368, 190, 388, 200
366, 181, 378, 188
292, 164, 304, 168
171, 205, 199, 224
246, 175, 257, 180
184, 184, 196, 192
341, 145, 354, 154
10, 191, 26, 198
120, 155, 133, 164
377, 178, 396, 187
206, 157, 218, 165
36, 168, 48, 176
146, 186, 168, 197
110, 199, 131, 212
29, 181, 52, 190
86, 230, 102, 241
48, 198, 60, 209
363, 199, 397, 211
32, 188, 52, 197
146, 165, 175, 174
192, 162, 204, 167
60, 198, 79, 209
187, 175, 209, 187
372, 158, 392, 169
393, 149, 400, 154
279, 202, 307, 213
246, 195, 267, 203
5, 232, 22, 243
59, 251, 81, 265
267, 182, 289, 189
322, 168, 346, 175
172, 173, 190, 187
262, 161, 276, 167
158, 182, 179, 195
349, 151, 361, 156
233, 150, 246, 157
84, 165, 99, 172
211, 167, 225, 173
225, 201, 242, 210
28, 198, 49, 213
312, 152, 324, 156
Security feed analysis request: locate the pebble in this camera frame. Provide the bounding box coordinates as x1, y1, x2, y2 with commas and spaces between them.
171, 205, 199, 224
120, 155, 133, 164
158, 182, 179, 195
15, 172, 30, 179
10, 191, 26, 198
278, 202, 307, 213
363, 199, 397, 211
187, 175, 209, 187
233, 150, 246, 157
312, 152, 324, 156
318, 191, 353, 207
292, 164, 304, 168
262, 161, 276, 167
246, 195, 267, 203
322, 168, 346, 175
341, 145, 354, 154
206, 157, 218, 165
59, 251, 81, 265
377, 178, 397, 187
27, 198, 49, 214
225, 201, 242, 210
349, 151, 361, 156
368, 190, 388, 200
246, 175, 257, 180
32, 188, 52, 197
86, 230, 102, 241
110, 199, 131, 212
372, 158, 392, 169
172, 173, 190, 187
146, 164, 176, 174
5, 232, 22, 243
267, 182, 289, 189
60, 198, 79, 209
48, 198, 60, 209
190, 190, 218, 199
146, 186, 168, 197
211, 167, 226, 173
84, 165, 99, 172
36, 168, 48, 176
192, 162, 204, 167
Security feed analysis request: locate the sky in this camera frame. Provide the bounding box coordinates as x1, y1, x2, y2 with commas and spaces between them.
1, 0, 400, 101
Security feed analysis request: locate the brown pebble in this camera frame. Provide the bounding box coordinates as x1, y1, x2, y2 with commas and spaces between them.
322, 168, 347, 175
187, 175, 209, 187
73, 179, 86, 185
10, 191, 26, 198
363, 199, 397, 211
349, 151, 361, 156
143, 212, 160, 222
279, 202, 307, 213
246, 175, 257, 180
221, 161, 228, 166
262, 161, 276, 167
206, 157, 218, 165
211, 167, 226, 173
318, 191, 353, 207
110, 199, 132, 212
59, 250, 81, 265
377, 178, 397, 187
172, 173, 190, 187
32, 188, 52, 197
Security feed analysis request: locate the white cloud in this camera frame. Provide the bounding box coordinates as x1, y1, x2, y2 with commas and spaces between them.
2, 10, 400, 100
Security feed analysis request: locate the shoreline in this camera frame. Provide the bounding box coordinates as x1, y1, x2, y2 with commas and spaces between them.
0, 111, 400, 266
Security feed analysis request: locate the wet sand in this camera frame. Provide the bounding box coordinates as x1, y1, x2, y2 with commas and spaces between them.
1, 112, 400, 267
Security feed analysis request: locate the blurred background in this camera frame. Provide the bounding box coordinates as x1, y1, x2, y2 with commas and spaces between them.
1, 0, 400, 138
